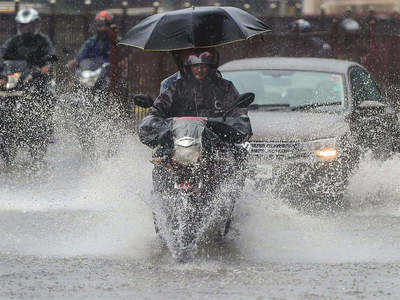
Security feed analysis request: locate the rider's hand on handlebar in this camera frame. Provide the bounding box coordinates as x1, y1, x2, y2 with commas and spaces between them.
41, 65, 51, 75
207, 117, 224, 124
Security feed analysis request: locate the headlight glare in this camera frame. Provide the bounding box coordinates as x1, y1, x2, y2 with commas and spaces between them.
175, 137, 196, 148
315, 147, 338, 160
173, 137, 202, 165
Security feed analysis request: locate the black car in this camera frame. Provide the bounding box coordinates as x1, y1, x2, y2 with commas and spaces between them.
220, 57, 399, 209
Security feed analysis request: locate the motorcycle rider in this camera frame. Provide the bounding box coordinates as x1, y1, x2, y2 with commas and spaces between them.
160, 49, 222, 94
0, 8, 57, 163
67, 10, 114, 70
335, 17, 365, 63
139, 48, 252, 194
284, 18, 333, 58
0, 8, 57, 96
66, 11, 123, 159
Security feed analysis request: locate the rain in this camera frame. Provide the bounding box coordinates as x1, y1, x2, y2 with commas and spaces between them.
1, 0, 400, 299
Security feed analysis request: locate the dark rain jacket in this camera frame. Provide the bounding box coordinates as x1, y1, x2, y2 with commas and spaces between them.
160, 71, 181, 94
0, 33, 57, 67
76, 35, 110, 64
139, 70, 252, 148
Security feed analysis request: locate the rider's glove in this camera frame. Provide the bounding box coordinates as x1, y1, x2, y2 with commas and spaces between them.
158, 127, 172, 146
206, 117, 247, 144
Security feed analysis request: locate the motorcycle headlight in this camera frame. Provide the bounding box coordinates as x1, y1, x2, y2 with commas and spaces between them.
175, 137, 196, 147
79, 69, 101, 88
173, 137, 201, 165
6, 73, 21, 89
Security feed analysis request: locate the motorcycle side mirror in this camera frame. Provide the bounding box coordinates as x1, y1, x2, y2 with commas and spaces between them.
236, 92, 255, 108
134, 94, 154, 108
223, 92, 255, 120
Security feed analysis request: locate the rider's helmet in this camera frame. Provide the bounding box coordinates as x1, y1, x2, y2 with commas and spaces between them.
94, 10, 113, 29
289, 19, 312, 33
94, 10, 113, 39
183, 49, 218, 67
182, 48, 220, 80
338, 18, 361, 34
15, 8, 40, 35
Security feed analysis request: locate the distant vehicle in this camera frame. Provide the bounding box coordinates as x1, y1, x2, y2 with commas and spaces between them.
60, 58, 110, 159
0, 60, 55, 165
220, 57, 400, 209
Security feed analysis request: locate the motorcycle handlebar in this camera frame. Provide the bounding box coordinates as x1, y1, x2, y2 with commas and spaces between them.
169, 116, 246, 144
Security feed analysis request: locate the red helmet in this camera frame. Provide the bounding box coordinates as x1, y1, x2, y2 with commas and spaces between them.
184, 50, 217, 67
95, 10, 113, 28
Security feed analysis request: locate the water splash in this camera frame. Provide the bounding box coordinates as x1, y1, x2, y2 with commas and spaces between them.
1, 123, 400, 265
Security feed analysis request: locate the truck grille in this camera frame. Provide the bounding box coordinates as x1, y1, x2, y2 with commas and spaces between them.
250, 141, 311, 161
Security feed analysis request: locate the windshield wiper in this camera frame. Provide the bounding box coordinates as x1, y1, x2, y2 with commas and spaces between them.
248, 103, 291, 111
291, 102, 342, 111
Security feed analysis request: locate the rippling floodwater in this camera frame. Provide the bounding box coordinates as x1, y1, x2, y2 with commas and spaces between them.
1, 130, 400, 299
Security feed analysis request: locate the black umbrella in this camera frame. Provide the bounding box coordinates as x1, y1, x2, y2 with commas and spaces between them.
119, 6, 270, 51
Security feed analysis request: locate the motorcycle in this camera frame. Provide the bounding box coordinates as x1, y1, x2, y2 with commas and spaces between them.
0, 60, 55, 165
60, 58, 121, 160
135, 93, 254, 262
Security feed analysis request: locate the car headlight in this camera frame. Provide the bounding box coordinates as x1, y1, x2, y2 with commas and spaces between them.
315, 147, 338, 160
305, 138, 339, 161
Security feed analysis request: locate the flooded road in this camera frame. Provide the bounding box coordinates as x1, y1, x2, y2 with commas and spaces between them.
1, 134, 400, 299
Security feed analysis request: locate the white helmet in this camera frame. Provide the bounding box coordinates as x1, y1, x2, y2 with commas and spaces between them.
15, 9, 40, 35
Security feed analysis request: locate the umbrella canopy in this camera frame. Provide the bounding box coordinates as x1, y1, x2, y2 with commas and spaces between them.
119, 6, 270, 51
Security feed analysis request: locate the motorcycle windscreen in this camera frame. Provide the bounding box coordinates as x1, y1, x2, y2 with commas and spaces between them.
78, 59, 109, 88
79, 59, 105, 71
1, 61, 27, 89
172, 117, 205, 165
2, 60, 27, 74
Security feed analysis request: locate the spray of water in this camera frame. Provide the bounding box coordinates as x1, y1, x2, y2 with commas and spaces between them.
0, 113, 158, 258
1, 110, 400, 265
235, 153, 400, 264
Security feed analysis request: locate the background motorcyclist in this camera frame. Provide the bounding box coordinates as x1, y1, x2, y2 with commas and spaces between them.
0, 8, 57, 112
67, 10, 114, 69
335, 17, 365, 63
64, 11, 120, 160
0, 8, 57, 82
284, 18, 333, 58
0, 8, 57, 163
